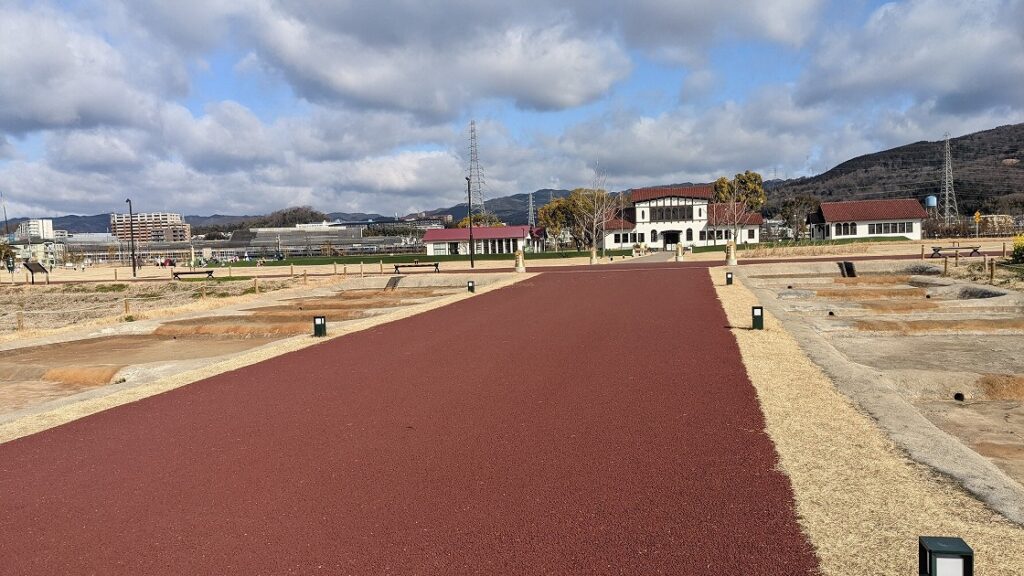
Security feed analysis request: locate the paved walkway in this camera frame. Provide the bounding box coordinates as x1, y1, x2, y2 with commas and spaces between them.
0, 266, 817, 574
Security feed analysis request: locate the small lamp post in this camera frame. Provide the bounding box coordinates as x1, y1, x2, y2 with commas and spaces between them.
467, 280, 475, 293
751, 306, 764, 330
313, 316, 327, 337
726, 272, 734, 285
919, 536, 973, 576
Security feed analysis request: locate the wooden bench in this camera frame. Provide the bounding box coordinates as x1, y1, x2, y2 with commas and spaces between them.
930, 246, 982, 258
394, 262, 440, 273
172, 269, 215, 280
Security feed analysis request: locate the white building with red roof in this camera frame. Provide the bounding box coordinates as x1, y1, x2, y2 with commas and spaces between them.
807, 199, 927, 241
601, 184, 763, 251
422, 225, 543, 256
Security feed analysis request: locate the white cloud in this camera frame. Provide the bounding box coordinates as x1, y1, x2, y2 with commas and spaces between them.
798, 0, 1024, 114
0, 6, 160, 134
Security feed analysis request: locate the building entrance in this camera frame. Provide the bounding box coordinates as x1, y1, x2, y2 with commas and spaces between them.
662, 231, 681, 249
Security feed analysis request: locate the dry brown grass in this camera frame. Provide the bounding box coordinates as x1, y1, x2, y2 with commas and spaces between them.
978, 374, 1024, 400
815, 287, 926, 299
42, 366, 121, 387
154, 321, 312, 338
860, 300, 939, 312
834, 275, 911, 285
712, 267, 1024, 575
855, 318, 1024, 333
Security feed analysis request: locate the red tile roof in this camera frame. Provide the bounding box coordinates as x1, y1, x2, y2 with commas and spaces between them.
605, 218, 635, 231
706, 203, 764, 227
422, 225, 531, 242
630, 184, 714, 203
816, 199, 927, 222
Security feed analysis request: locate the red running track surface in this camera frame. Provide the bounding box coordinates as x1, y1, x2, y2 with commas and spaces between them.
0, 266, 818, 574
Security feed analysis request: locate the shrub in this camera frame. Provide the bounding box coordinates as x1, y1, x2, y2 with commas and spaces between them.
1012, 234, 1024, 264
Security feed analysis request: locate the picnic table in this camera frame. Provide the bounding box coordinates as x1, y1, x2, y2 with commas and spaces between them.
930, 246, 982, 258
393, 262, 440, 273
172, 269, 215, 280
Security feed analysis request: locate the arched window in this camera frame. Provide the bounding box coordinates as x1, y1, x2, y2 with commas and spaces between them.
651, 230, 658, 242
686, 229, 693, 241
842, 223, 849, 235
835, 223, 842, 236
850, 223, 857, 235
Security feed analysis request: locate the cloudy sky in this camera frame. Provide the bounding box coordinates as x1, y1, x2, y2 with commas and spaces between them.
1, 0, 1023, 218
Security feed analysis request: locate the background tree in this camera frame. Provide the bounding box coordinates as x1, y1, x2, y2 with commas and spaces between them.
538, 197, 581, 250
713, 171, 767, 243
780, 194, 821, 240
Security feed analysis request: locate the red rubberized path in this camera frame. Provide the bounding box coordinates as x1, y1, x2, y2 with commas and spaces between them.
0, 267, 818, 574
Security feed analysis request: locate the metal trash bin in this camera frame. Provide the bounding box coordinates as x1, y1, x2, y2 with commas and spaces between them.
313, 316, 327, 337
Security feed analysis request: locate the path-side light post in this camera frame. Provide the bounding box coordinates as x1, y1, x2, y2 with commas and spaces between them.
125, 198, 137, 278
752, 306, 764, 330
919, 536, 973, 576
726, 272, 734, 285
465, 176, 475, 269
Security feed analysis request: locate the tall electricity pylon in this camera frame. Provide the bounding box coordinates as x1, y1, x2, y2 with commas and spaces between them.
467, 120, 487, 217
941, 132, 960, 225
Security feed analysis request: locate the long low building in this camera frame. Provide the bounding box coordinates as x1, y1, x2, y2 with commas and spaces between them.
808, 199, 927, 241
423, 225, 544, 256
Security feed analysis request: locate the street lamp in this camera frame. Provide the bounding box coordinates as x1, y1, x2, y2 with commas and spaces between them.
466, 176, 475, 269
125, 198, 137, 278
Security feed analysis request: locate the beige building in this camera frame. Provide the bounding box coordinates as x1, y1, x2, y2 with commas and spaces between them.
110, 212, 191, 244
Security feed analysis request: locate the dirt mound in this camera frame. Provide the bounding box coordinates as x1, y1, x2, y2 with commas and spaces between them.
816, 287, 927, 300
855, 318, 1024, 333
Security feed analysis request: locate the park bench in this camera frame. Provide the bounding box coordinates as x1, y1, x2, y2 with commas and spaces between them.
393, 262, 440, 273
172, 269, 215, 280
930, 246, 982, 258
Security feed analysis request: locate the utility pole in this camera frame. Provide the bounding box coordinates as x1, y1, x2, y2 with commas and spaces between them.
125, 198, 137, 278
527, 191, 535, 227
0, 189, 10, 240
466, 177, 475, 269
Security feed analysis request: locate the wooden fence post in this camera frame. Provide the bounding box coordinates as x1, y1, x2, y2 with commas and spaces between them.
990, 260, 996, 284
954, 250, 959, 267
303, 271, 308, 285
333, 262, 338, 275
943, 257, 948, 276
124, 299, 130, 315
920, 245, 925, 260
114, 268, 118, 281
360, 262, 364, 278
343, 265, 347, 278
290, 264, 294, 277
254, 277, 260, 294
1003, 242, 1007, 258
379, 260, 384, 276
228, 265, 233, 277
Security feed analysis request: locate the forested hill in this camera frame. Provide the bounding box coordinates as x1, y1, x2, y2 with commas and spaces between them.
769, 123, 1024, 216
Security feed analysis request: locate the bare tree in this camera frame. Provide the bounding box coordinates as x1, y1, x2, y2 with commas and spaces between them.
569, 167, 616, 261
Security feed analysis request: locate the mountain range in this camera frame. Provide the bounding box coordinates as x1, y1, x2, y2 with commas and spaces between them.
6, 123, 1022, 234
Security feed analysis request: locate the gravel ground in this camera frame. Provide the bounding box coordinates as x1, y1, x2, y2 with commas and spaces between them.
713, 266, 1024, 575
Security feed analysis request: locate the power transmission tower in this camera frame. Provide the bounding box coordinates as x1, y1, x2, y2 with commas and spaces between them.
527, 191, 536, 227
940, 132, 960, 225
467, 120, 487, 218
